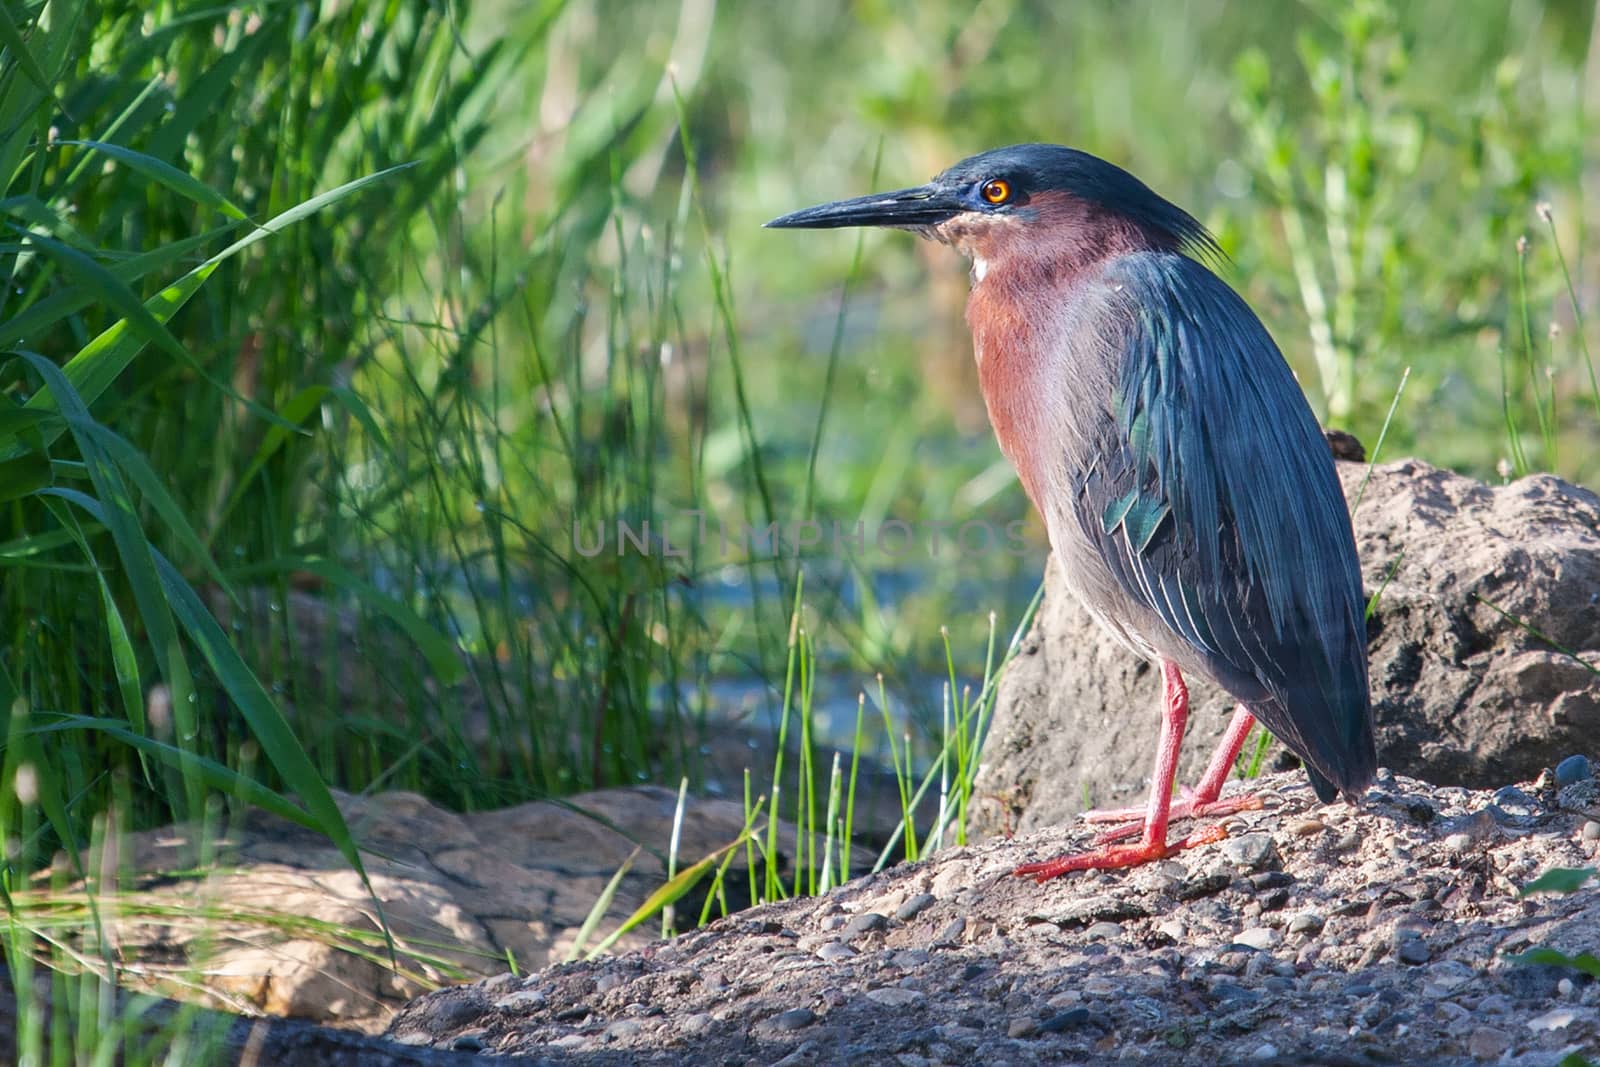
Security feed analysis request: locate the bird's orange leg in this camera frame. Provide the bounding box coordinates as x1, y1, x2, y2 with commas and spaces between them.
1014, 662, 1228, 882
1082, 703, 1264, 845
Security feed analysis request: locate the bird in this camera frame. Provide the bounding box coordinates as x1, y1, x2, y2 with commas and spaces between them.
767, 144, 1375, 881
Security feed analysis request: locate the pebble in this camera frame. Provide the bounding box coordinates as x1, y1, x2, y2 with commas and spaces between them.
451, 1030, 487, 1052
1476, 995, 1512, 1015
1444, 832, 1474, 854
680, 1013, 714, 1036
1211, 981, 1262, 1006
1157, 919, 1186, 943
1007, 1017, 1038, 1039
1039, 1007, 1093, 1032
603, 1019, 641, 1041
1290, 818, 1326, 836
817, 941, 857, 962
1221, 833, 1279, 871
391, 1030, 431, 1047
1397, 938, 1431, 965
595, 972, 624, 994
1422, 960, 1475, 996
1492, 785, 1539, 817
1250, 1044, 1279, 1060
933, 916, 966, 945
820, 914, 849, 932
1467, 1026, 1511, 1060
1333, 831, 1362, 853
1582, 820, 1600, 844
1527, 1008, 1578, 1032
493, 989, 547, 1012
1555, 753, 1592, 786
771, 1008, 816, 1032
1084, 921, 1123, 941
866, 987, 925, 1008
1234, 927, 1283, 951
1288, 912, 1325, 936
843, 912, 889, 939
896, 893, 937, 921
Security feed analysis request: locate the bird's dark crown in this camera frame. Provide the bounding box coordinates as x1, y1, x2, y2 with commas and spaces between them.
938, 144, 1223, 261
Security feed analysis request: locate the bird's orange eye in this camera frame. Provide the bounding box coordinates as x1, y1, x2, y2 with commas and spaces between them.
980, 179, 1012, 205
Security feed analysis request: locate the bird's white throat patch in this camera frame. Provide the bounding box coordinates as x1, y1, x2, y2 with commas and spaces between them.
972, 257, 989, 283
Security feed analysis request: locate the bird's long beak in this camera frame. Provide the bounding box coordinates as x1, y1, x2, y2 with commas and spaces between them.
765, 184, 965, 230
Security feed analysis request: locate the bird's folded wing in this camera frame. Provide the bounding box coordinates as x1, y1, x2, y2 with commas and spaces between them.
1071, 251, 1371, 788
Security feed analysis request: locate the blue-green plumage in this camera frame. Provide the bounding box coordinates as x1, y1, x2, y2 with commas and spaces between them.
1080, 251, 1375, 800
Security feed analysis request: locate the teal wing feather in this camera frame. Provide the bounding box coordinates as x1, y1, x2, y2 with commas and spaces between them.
1074, 251, 1375, 799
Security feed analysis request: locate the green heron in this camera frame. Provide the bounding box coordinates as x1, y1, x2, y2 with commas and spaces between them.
768, 144, 1375, 881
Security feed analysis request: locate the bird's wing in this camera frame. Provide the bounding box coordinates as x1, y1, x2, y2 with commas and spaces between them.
1074, 251, 1373, 797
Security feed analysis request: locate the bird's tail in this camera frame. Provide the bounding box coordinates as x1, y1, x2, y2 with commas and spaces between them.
1249, 685, 1376, 806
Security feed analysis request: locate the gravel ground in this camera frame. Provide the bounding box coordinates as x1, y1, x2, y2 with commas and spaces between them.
388, 768, 1600, 1066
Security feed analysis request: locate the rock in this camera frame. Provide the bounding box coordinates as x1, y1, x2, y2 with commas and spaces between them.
1526, 1008, 1579, 1032
1220, 834, 1280, 872
45, 784, 838, 1030
1233, 927, 1282, 951
1491, 785, 1539, 817
1396, 938, 1430, 965
842, 912, 889, 940
603, 1019, 642, 1040
865, 987, 924, 1009
969, 460, 1600, 839
895, 893, 937, 922
1556, 754, 1593, 786
1288, 913, 1324, 936
1083, 921, 1123, 941
1467, 1026, 1511, 1059
771, 1008, 817, 1031
817, 941, 858, 962
493, 990, 546, 1012
1006, 1017, 1038, 1039
1583, 820, 1600, 843
932, 917, 966, 946
1039, 1007, 1093, 1032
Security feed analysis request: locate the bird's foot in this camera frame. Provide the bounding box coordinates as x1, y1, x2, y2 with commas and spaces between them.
1012, 824, 1229, 883
1082, 791, 1264, 845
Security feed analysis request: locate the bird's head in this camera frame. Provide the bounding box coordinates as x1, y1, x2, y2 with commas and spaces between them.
767, 143, 1220, 276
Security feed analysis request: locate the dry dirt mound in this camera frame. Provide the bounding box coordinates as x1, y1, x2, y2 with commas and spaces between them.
387, 770, 1600, 1065
971, 459, 1600, 839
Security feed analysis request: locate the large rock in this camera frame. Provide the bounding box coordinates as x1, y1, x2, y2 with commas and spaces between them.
970, 458, 1600, 839
46, 786, 851, 1032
